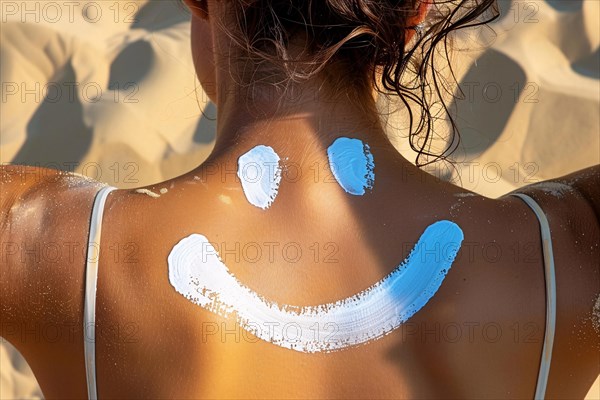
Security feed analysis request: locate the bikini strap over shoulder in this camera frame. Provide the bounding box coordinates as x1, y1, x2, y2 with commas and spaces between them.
510, 193, 557, 400
84, 185, 117, 400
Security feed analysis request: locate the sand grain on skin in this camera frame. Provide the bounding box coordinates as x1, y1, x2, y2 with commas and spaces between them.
591, 294, 600, 335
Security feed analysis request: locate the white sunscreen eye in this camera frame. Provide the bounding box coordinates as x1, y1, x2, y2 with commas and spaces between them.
237, 145, 282, 209
327, 137, 375, 195
168, 220, 463, 353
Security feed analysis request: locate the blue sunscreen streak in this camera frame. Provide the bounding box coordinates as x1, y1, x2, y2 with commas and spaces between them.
327, 137, 375, 195
168, 220, 464, 353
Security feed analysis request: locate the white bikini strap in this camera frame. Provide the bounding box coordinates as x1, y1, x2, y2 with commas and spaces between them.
510, 193, 556, 400
84, 185, 117, 400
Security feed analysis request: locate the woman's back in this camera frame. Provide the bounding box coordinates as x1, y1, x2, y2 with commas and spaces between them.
1, 0, 599, 396
2, 158, 598, 398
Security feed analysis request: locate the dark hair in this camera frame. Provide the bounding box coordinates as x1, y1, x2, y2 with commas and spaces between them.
180, 0, 500, 167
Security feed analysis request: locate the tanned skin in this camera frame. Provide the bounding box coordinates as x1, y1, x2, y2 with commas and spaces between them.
1, 0, 598, 398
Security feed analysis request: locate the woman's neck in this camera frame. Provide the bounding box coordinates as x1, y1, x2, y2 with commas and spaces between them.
184, 46, 437, 207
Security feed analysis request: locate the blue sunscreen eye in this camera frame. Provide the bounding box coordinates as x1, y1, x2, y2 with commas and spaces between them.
327, 137, 375, 195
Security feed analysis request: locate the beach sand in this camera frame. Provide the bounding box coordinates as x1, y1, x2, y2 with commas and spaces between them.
0, 0, 598, 398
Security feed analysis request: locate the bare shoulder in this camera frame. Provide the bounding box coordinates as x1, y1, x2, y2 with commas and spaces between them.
499, 164, 599, 313
1, 164, 107, 208
0, 164, 106, 349
1, 164, 107, 248
500, 164, 599, 252
499, 165, 600, 398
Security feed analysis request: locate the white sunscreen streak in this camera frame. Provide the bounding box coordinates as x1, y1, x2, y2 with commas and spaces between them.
531, 182, 573, 197
237, 145, 282, 209
168, 220, 464, 353
327, 137, 375, 195
135, 188, 160, 198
